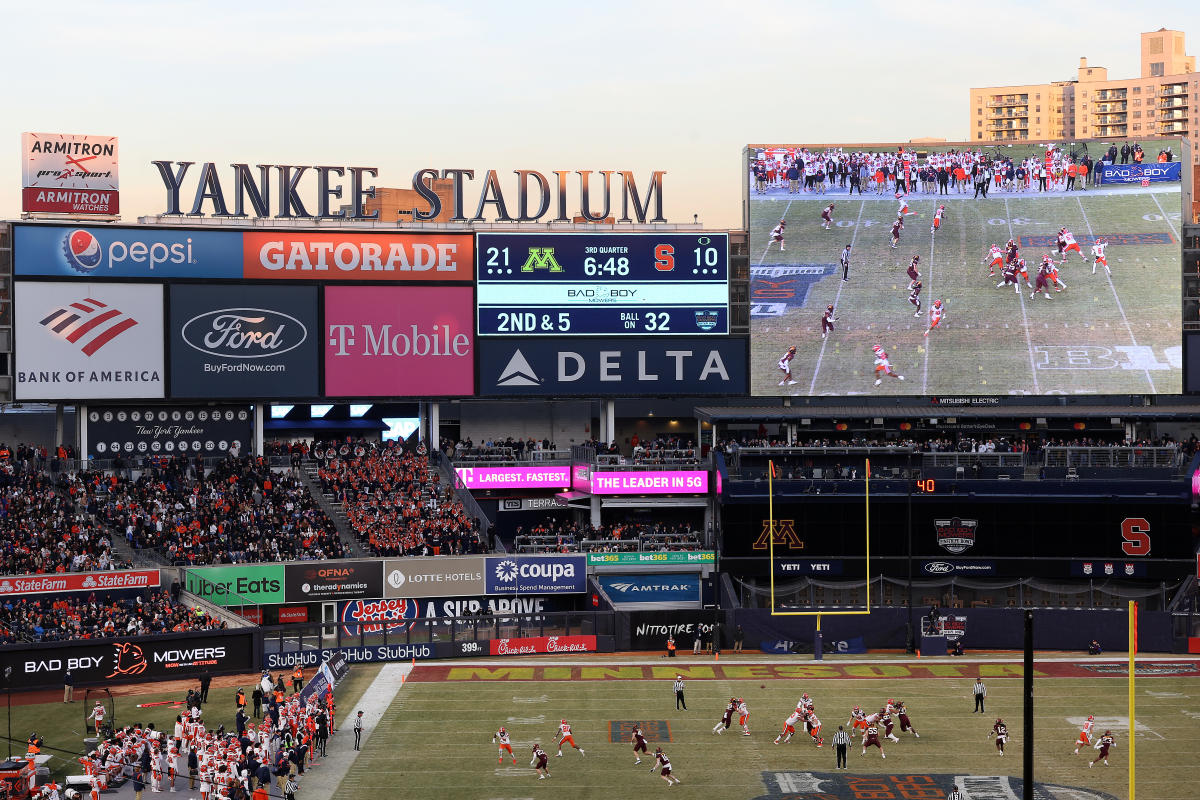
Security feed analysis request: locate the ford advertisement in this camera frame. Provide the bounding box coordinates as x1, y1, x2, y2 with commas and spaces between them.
169, 284, 319, 398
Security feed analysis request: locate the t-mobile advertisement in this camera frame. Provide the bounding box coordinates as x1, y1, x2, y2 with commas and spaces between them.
455, 465, 571, 490
589, 470, 709, 495
324, 286, 475, 397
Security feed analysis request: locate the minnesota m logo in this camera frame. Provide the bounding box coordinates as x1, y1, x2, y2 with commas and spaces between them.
752, 519, 804, 550
520, 247, 564, 272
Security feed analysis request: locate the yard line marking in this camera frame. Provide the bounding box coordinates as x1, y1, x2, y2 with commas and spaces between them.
921, 201, 937, 394
1150, 192, 1180, 240
1003, 199, 1040, 394
1076, 195, 1156, 393
807, 197, 867, 395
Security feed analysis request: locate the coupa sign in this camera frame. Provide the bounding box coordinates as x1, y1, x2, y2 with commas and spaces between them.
485, 555, 586, 594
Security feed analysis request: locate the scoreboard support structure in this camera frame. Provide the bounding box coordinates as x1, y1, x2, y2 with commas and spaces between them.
768, 459, 872, 660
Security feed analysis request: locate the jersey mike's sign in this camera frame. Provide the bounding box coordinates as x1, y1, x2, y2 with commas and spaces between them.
152, 161, 666, 223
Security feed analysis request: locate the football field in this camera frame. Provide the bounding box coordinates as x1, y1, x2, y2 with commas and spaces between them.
339, 654, 1200, 800
749, 186, 1183, 396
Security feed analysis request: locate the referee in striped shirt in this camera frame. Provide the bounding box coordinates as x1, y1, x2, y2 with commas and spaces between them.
673, 675, 686, 710
832, 725, 850, 768
284, 776, 299, 800
947, 786, 964, 800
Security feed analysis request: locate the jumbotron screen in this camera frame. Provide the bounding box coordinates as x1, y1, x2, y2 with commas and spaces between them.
746, 141, 1183, 396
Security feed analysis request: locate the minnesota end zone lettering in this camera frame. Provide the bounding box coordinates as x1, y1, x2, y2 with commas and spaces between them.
754, 772, 1119, 800
1034, 345, 1176, 371
405, 659, 1200, 682
753, 519, 804, 551
1019, 232, 1174, 247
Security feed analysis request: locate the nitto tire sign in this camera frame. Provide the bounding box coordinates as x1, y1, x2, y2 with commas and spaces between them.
169, 284, 319, 398
86, 406, 250, 460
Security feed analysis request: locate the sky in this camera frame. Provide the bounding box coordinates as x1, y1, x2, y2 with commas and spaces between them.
2, 1, 1197, 230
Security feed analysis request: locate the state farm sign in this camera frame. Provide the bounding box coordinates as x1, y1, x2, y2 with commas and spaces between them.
0, 569, 159, 597
242, 232, 473, 281
489, 635, 597, 656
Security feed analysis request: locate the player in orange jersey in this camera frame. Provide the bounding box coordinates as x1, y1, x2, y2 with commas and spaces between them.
1091, 239, 1110, 275
774, 709, 801, 744
923, 300, 944, 337
554, 720, 584, 757
983, 244, 1004, 278
493, 726, 516, 765
1073, 714, 1095, 754
805, 710, 824, 747
872, 346, 905, 386
931, 204, 946, 234
1059, 228, 1086, 262
848, 705, 869, 732
737, 698, 751, 735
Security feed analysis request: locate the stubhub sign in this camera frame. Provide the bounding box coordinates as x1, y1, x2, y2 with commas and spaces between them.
479, 337, 747, 397
486, 555, 586, 594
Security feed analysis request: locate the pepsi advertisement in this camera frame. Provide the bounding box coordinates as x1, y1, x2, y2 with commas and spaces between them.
169, 284, 319, 398
485, 555, 587, 594
476, 232, 729, 336
14, 224, 243, 279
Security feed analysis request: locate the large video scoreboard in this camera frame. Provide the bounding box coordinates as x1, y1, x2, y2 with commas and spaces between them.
476, 232, 729, 336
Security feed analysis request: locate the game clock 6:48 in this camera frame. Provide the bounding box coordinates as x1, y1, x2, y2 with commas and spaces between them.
476, 232, 729, 337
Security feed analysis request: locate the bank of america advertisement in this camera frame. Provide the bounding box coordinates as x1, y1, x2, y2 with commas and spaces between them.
21, 132, 119, 215
15, 282, 164, 400
169, 284, 319, 398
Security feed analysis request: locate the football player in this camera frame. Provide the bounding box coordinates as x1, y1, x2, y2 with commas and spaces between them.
821, 305, 837, 340
872, 345, 905, 386
923, 300, 944, 337
769, 220, 786, 252
1090, 730, 1115, 767
778, 346, 798, 386
821, 203, 836, 230
988, 718, 1008, 755
908, 281, 923, 317
1091, 239, 1110, 275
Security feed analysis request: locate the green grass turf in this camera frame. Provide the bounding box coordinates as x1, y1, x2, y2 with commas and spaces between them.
748, 186, 1182, 397
2, 665, 381, 784
341, 661, 1196, 800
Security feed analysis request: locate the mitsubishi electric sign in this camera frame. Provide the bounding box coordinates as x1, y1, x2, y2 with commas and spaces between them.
485, 555, 586, 594
479, 337, 747, 397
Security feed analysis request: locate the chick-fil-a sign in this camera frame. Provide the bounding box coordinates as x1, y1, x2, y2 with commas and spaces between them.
589, 470, 709, 495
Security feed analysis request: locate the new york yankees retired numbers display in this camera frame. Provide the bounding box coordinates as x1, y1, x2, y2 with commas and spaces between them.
476, 233, 729, 336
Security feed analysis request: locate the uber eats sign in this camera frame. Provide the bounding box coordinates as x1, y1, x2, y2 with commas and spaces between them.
185, 565, 284, 606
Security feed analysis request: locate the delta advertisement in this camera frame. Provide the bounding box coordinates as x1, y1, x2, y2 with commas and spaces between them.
324, 286, 475, 397
85, 405, 251, 460
454, 466, 571, 490
589, 470, 709, 495
14, 281, 165, 400
1096, 161, 1182, 185
0, 569, 159, 597
21, 133, 119, 215
485, 555, 587, 594
242, 232, 474, 281
0, 631, 255, 690
14, 225, 243, 279
169, 284, 319, 398
338, 594, 562, 637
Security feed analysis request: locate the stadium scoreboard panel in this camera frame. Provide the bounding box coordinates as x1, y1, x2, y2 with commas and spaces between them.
476, 232, 729, 336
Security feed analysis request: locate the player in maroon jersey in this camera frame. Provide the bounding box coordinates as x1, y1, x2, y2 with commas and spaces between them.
996, 263, 1021, 293
821, 203, 835, 230
908, 282, 923, 317
1090, 731, 1115, 767
1005, 239, 1019, 267
895, 700, 919, 738
821, 305, 837, 340
906, 255, 921, 289
878, 708, 900, 742
631, 725, 648, 763
713, 698, 736, 735
860, 724, 885, 758
890, 218, 904, 249
988, 718, 1008, 755
1030, 257, 1059, 301
650, 747, 681, 785
530, 743, 550, 779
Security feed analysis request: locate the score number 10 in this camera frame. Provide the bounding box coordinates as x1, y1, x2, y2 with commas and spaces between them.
481, 242, 721, 275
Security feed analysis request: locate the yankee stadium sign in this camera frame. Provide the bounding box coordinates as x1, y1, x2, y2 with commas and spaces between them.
152, 161, 667, 222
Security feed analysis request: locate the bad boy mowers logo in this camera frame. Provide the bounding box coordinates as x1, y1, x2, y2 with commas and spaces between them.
934, 517, 977, 554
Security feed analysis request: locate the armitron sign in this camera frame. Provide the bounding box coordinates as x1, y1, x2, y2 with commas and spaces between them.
22, 132, 119, 215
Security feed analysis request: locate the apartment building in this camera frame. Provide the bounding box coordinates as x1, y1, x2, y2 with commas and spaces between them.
970, 29, 1196, 145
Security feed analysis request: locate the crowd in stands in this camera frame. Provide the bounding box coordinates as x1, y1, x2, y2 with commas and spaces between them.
513, 520, 703, 554
447, 436, 559, 461
84, 455, 347, 565
0, 589, 226, 643
0, 466, 129, 575
721, 433, 1189, 455
315, 440, 483, 557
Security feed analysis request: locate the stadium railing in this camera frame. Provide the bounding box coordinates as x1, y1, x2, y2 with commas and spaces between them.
451, 447, 572, 465
433, 449, 493, 542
